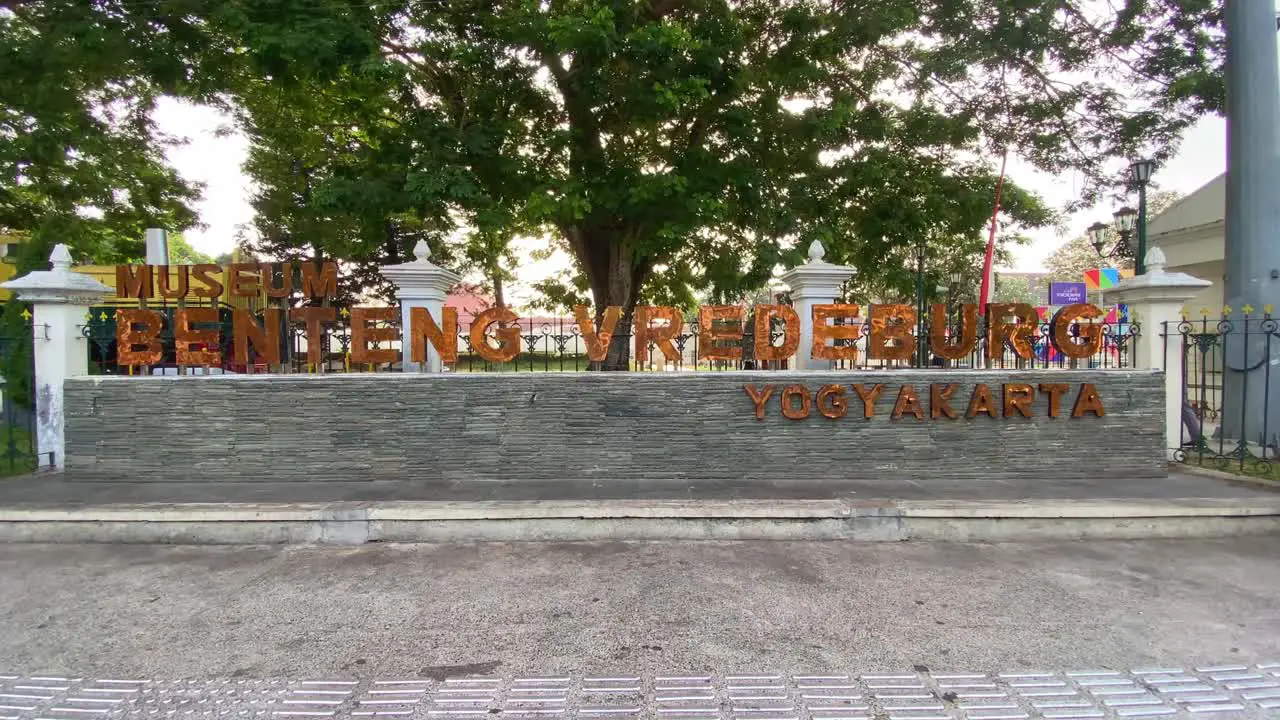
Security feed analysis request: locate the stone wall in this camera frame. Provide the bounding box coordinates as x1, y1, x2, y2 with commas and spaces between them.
63, 370, 1165, 482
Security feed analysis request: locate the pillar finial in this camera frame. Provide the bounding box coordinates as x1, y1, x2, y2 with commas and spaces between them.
1144, 247, 1166, 275
807, 240, 825, 264
413, 239, 432, 263
49, 244, 73, 272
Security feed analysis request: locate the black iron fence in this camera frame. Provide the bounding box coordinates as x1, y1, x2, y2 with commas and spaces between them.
1169, 310, 1280, 479
0, 318, 46, 475
84, 306, 1139, 374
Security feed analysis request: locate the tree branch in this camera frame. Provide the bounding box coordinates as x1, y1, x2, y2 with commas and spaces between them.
381, 41, 438, 78
1057, 2, 1167, 85
642, 0, 686, 22
532, 47, 606, 180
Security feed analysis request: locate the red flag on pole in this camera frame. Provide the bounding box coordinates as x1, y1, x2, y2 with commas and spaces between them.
978, 150, 1009, 315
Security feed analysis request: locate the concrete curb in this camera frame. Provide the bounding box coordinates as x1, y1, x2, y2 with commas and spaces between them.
1, 497, 1279, 544
1173, 461, 1280, 490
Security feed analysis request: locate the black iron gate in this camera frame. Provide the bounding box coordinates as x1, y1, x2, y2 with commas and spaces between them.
0, 312, 42, 475
1170, 310, 1280, 478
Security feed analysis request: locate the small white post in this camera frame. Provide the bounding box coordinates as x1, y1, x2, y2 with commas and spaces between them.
779, 240, 857, 370
1, 244, 112, 469
1104, 247, 1212, 460
379, 240, 461, 372
144, 228, 169, 265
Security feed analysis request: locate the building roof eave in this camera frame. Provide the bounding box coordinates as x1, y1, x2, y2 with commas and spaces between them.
1150, 219, 1224, 246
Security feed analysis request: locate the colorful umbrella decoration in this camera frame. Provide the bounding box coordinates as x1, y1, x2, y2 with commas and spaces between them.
1082, 267, 1135, 290
1083, 267, 1119, 290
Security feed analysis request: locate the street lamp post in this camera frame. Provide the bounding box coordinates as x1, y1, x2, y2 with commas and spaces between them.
914, 240, 926, 367
947, 271, 963, 366
949, 271, 963, 315
1089, 207, 1138, 260
1089, 206, 1138, 305
1130, 159, 1156, 274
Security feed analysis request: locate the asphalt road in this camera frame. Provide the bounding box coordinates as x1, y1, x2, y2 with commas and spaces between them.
0, 538, 1277, 679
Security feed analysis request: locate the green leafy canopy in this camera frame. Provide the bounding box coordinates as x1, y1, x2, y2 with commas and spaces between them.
190, 0, 1215, 312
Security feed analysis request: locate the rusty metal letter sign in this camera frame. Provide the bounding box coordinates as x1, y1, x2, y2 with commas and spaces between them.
574, 305, 622, 363
986, 303, 1038, 360
109, 261, 1117, 371
1050, 303, 1105, 359
470, 307, 521, 363
815, 384, 848, 419
634, 305, 683, 364
116, 309, 164, 366
233, 308, 282, 365
869, 304, 916, 362
157, 266, 189, 299
289, 307, 335, 366
698, 305, 746, 362
744, 383, 1105, 420
116, 265, 152, 300
929, 303, 980, 360
754, 304, 800, 362
115, 261, 339, 300
351, 307, 399, 366
811, 304, 862, 362
410, 306, 458, 365
174, 308, 221, 366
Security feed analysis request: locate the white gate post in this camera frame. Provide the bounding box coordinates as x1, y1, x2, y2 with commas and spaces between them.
1, 244, 112, 468
780, 241, 858, 370
1104, 248, 1212, 460
379, 240, 461, 372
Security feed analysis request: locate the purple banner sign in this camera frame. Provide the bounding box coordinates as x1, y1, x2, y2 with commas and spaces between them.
1049, 282, 1088, 305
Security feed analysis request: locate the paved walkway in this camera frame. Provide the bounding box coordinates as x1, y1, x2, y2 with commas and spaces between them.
1, 669, 1278, 719
3, 539, 1280, 717
3, 540, 1279, 676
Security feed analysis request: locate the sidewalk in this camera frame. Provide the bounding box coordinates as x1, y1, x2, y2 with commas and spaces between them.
1, 470, 1267, 504
0, 668, 1278, 719
1, 470, 1278, 543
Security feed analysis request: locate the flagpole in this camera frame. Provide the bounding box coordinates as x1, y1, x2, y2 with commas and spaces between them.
978, 150, 1009, 316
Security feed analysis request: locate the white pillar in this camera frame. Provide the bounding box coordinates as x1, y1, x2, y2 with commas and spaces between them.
379, 240, 461, 372
779, 241, 857, 370
144, 228, 169, 265
1104, 247, 1212, 460
1, 244, 112, 468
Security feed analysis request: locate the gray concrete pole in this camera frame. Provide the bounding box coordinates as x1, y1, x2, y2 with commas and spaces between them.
1221, 1, 1280, 451
144, 228, 169, 266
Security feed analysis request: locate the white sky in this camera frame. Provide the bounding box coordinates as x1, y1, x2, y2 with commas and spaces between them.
152, 98, 1228, 305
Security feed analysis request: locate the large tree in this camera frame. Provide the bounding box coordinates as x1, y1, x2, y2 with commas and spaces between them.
211, 0, 1216, 367
0, 0, 203, 264
1, 0, 208, 404
4, 0, 1224, 369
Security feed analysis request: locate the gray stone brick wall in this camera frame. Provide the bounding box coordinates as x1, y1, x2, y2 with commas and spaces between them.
63, 370, 1165, 483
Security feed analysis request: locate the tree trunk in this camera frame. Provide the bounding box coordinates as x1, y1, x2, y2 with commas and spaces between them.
596, 296, 638, 371
566, 225, 648, 371
491, 264, 506, 309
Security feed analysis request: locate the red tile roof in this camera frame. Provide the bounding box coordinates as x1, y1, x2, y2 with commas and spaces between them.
445, 284, 492, 323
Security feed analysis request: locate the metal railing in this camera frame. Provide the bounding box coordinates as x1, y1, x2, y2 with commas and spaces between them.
0, 321, 48, 474
1168, 311, 1280, 478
